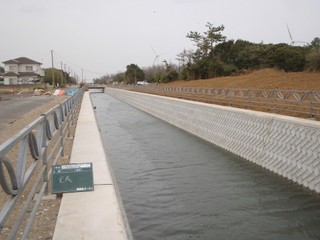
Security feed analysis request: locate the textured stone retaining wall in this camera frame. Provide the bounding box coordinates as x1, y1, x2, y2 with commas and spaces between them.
105, 88, 320, 193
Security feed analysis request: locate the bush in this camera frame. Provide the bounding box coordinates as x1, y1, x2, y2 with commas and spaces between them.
272, 46, 305, 72
306, 50, 320, 71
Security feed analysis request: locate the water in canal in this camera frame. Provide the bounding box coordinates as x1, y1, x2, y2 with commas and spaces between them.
91, 93, 320, 240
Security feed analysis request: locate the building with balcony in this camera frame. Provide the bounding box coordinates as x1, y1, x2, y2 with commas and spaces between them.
2, 57, 44, 85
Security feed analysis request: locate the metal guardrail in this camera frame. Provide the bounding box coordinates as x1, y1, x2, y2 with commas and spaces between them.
0, 88, 83, 239
124, 85, 320, 120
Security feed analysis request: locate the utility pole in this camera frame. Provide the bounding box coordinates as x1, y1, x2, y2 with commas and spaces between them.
64, 64, 67, 84
81, 68, 84, 82
51, 50, 55, 87
60, 61, 64, 87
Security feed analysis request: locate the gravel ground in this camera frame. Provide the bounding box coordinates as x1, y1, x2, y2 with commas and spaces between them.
0, 93, 59, 130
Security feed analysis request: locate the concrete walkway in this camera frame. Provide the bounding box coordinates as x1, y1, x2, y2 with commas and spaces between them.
53, 92, 129, 239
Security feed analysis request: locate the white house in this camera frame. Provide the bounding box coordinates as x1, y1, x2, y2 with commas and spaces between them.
2, 57, 45, 85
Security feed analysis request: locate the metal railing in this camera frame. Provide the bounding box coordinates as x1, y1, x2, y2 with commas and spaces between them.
124, 85, 320, 120
0, 88, 83, 239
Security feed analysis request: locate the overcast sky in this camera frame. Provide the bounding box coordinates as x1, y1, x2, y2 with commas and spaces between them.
1, 0, 319, 82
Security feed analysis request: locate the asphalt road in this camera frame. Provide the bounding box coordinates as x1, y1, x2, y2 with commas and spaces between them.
0, 93, 57, 130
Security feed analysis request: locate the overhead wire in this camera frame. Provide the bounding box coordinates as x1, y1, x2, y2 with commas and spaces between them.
52, 50, 106, 78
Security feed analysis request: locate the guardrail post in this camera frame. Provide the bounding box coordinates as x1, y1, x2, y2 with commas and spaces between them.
41, 113, 50, 195
59, 104, 65, 158
310, 91, 313, 118
273, 90, 277, 113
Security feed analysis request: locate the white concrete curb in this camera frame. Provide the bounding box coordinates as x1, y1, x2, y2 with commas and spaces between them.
53, 92, 128, 240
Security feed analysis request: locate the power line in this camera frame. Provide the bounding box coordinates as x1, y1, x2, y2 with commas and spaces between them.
53, 51, 82, 70
52, 50, 106, 77
83, 69, 106, 75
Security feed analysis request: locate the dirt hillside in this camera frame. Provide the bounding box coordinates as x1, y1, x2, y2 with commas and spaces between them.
161, 68, 320, 90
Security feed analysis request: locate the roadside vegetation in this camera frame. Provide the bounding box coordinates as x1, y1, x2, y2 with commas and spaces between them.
43, 68, 78, 87
93, 22, 320, 85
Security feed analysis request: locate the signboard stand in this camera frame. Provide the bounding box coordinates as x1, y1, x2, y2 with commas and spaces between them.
52, 162, 94, 194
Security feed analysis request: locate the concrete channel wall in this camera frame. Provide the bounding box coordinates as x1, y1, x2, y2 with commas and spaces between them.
106, 88, 320, 193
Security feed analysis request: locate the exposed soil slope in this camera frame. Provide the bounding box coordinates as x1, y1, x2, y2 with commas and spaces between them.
161, 68, 320, 90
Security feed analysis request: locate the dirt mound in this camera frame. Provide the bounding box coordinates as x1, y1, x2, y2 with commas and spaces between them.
162, 68, 320, 91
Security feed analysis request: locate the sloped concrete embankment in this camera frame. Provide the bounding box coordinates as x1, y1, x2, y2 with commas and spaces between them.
105, 88, 320, 193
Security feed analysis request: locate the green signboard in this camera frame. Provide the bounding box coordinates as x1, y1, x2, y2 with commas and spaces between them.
52, 162, 94, 193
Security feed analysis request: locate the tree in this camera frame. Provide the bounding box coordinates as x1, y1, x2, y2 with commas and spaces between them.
44, 68, 62, 86
213, 40, 234, 63
186, 22, 226, 57
183, 22, 227, 79
176, 49, 194, 68
160, 60, 179, 83
113, 72, 125, 83
272, 45, 306, 72
306, 51, 320, 71
143, 65, 166, 83
125, 64, 145, 84
309, 37, 320, 51
93, 74, 113, 84
44, 68, 77, 86
306, 37, 320, 71
0, 66, 4, 73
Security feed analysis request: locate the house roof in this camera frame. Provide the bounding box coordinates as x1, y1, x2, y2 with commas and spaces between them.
19, 72, 40, 77
3, 72, 40, 77
2, 57, 42, 65
3, 72, 19, 76
3, 59, 19, 64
